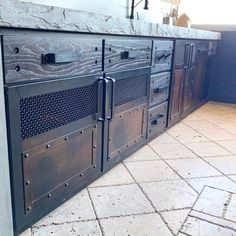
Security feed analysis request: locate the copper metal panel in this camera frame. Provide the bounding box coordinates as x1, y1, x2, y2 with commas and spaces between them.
23, 125, 97, 214
104, 38, 152, 72
3, 35, 102, 83
152, 40, 173, 73
150, 72, 170, 107
108, 105, 146, 159
148, 101, 168, 138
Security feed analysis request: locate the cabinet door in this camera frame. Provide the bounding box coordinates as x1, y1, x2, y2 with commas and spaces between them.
169, 69, 184, 125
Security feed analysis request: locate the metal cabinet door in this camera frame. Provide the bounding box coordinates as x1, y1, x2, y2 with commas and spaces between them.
6, 74, 103, 233
103, 68, 149, 170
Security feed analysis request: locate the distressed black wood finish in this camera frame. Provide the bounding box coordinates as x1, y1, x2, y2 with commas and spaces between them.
149, 72, 170, 107
104, 38, 152, 72
152, 40, 173, 73
3, 35, 102, 84
147, 101, 168, 138
6, 74, 103, 233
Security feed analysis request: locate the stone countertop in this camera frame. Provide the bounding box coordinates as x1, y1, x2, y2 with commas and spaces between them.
0, 0, 221, 40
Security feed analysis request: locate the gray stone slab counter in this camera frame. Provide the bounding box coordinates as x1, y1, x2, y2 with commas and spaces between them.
0, 40, 14, 236
0, 0, 220, 40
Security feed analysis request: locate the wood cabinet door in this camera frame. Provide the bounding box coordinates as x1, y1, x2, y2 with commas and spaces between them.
169, 69, 184, 124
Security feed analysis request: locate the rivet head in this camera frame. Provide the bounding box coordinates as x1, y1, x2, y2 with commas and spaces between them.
109, 138, 112, 141
26, 180, 30, 185
95, 46, 98, 51
15, 66, 20, 72
93, 165, 96, 168
94, 125, 97, 128
46, 144, 50, 149
108, 156, 111, 160
80, 130, 84, 134
24, 153, 29, 158
93, 145, 96, 149
118, 150, 121, 153
65, 136, 69, 141
27, 206, 31, 211
48, 194, 52, 198
65, 183, 69, 187
14, 47, 19, 53
80, 173, 84, 177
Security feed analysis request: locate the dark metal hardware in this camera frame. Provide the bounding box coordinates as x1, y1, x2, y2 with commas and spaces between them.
188, 43, 194, 69
42, 53, 80, 64
130, 0, 149, 19
106, 77, 116, 120
120, 51, 136, 60
151, 114, 164, 125
153, 85, 169, 94
164, 52, 172, 59
184, 42, 190, 69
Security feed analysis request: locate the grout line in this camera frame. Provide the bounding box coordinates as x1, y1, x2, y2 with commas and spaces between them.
86, 188, 105, 236
121, 162, 176, 236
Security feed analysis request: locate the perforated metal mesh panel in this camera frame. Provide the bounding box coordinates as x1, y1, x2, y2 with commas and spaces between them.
114, 76, 147, 107
20, 83, 98, 140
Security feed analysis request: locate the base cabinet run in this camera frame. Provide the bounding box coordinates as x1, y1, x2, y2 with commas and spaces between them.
2, 30, 216, 235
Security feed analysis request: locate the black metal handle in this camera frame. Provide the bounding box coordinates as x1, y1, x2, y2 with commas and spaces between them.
42, 53, 80, 64
151, 114, 164, 125
120, 51, 136, 60
184, 43, 190, 69
165, 52, 172, 59
188, 43, 194, 69
153, 85, 169, 94
106, 77, 116, 120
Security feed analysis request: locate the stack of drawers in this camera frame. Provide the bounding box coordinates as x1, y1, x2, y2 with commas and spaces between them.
147, 40, 173, 139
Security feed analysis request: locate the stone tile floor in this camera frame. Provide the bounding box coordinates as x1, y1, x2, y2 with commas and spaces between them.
21, 102, 236, 236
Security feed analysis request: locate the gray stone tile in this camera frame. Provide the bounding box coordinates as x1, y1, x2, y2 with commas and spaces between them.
100, 213, 172, 236
151, 143, 197, 160
140, 180, 198, 211
187, 176, 236, 193
198, 128, 236, 141
89, 164, 134, 187
193, 187, 230, 218
204, 156, 236, 175
186, 142, 231, 157
182, 119, 219, 130
225, 194, 236, 222
32, 221, 102, 236
34, 189, 95, 226
217, 140, 236, 155
88, 184, 154, 218
166, 158, 222, 178
181, 216, 236, 236
168, 122, 194, 133
161, 209, 190, 235
168, 130, 210, 143
124, 145, 160, 162
149, 132, 179, 145
124, 160, 180, 183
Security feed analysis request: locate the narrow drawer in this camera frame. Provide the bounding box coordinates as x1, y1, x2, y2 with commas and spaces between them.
147, 101, 168, 138
104, 39, 152, 72
3, 35, 102, 83
150, 72, 170, 107
152, 40, 173, 73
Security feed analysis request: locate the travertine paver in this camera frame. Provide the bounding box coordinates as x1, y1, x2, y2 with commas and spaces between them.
149, 132, 179, 145
198, 128, 236, 141
100, 213, 172, 236
168, 130, 210, 143
151, 143, 197, 160
34, 189, 95, 226
217, 140, 236, 154
124, 160, 180, 183
32, 221, 102, 236
161, 209, 190, 235
186, 142, 231, 157
167, 122, 194, 133
140, 180, 198, 211
166, 158, 222, 178
187, 176, 236, 193
193, 187, 230, 218
89, 163, 134, 187
124, 145, 160, 162
88, 184, 154, 218
204, 156, 236, 175
225, 194, 236, 222
181, 216, 236, 236
182, 119, 218, 130
229, 175, 236, 182
20, 229, 31, 236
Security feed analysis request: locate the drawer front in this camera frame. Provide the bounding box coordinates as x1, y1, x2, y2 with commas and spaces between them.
150, 72, 170, 107
148, 101, 168, 138
3, 35, 102, 83
104, 39, 152, 72
152, 40, 173, 73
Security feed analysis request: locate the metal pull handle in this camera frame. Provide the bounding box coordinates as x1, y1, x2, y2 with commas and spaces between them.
106, 77, 116, 120
42, 53, 80, 64
153, 85, 169, 94
184, 43, 190, 69
151, 114, 164, 125
120, 51, 136, 60
188, 43, 194, 69
165, 52, 172, 59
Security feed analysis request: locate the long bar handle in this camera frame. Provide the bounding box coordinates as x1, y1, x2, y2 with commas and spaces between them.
106, 77, 116, 120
